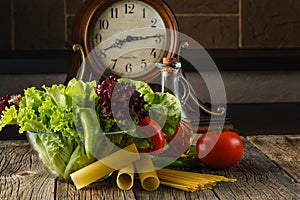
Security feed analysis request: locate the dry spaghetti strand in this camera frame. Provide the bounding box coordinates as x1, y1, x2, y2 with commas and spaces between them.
157, 168, 236, 192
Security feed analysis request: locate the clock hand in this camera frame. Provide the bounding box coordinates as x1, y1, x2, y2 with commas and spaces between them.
106, 38, 127, 50
104, 33, 165, 52
125, 33, 165, 43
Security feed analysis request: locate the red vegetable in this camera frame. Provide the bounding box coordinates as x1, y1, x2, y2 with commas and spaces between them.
196, 131, 243, 169
136, 116, 164, 156
0, 95, 9, 116
0, 94, 21, 116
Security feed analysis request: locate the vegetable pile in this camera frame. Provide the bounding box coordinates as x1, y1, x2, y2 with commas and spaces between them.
0, 76, 244, 180
0, 76, 187, 179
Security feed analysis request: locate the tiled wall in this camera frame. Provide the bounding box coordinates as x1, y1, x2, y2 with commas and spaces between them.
1, 0, 300, 50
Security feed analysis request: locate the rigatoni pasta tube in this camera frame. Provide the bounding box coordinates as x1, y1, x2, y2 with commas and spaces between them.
70, 144, 139, 190
116, 164, 135, 190
134, 154, 160, 191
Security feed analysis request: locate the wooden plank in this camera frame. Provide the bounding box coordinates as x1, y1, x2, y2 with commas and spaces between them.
1, 138, 300, 199
56, 175, 136, 200
133, 181, 217, 200
0, 141, 56, 200
133, 137, 300, 199
199, 138, 300, 199
247, 135, 300, 183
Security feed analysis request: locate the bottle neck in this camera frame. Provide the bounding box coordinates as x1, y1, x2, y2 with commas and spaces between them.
161, 69, 179, 99
156, 61, 181, 97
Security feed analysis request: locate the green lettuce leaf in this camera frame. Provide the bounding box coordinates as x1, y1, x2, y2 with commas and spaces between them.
63, 144, 94, 179
0, 106, 18, 131
118, 78, 181, 137
17, 87, 50, 133
27, 132, 74, 178
147, 92, 181, 136
0, 78, 106, 179
118, 78, 154, 103
100, 118, 116, 132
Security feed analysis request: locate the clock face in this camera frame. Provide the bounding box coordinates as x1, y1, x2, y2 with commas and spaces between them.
87, 0, 175, 80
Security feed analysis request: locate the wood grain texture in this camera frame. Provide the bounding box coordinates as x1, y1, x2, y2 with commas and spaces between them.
198, 138, 300, 199
1, 136, 300, 200
133, 181, 217, 200
56, 177, 136, 200
0, 141, 56, 200
248, 135, 300, 183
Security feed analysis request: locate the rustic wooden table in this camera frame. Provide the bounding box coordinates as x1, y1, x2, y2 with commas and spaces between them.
0, 135, 299, 200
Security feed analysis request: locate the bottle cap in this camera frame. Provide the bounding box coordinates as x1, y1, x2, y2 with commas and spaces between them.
162, 57, 177, 65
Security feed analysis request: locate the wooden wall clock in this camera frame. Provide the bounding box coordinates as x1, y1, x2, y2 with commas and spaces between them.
65, 0, 179, 83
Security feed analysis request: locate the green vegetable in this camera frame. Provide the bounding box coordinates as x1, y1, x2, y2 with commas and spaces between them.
100, 118, 116, 132
27, 131, 94, 179
0, 105, 18, 129
117, 78, 154, 103
147, 92, 181, 136
118, 78, 181, 137
0, 78, 106, 179
152, 145, 201, 168
0, 77, 183, 179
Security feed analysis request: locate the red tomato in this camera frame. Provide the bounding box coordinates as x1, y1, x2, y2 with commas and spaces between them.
196, 131, 243, 169
136, 116, 164, 156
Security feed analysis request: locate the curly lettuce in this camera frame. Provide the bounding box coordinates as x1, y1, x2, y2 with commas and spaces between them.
147, 92, 181, 136
0, 79, 101, 179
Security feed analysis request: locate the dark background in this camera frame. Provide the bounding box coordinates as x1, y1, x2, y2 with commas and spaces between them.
0, 0, 300, 138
